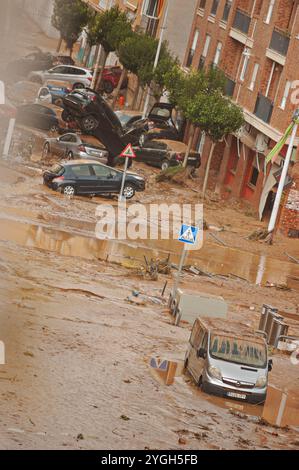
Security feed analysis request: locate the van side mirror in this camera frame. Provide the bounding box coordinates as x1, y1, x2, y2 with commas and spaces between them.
268, 359, 273, 372
197, 348, 207, 359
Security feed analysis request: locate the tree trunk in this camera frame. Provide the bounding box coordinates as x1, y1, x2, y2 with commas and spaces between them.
96, 50, 108, 92
83, 44, 91, 66
131, 77, 140, 110
183, 124, 194, 168
112, 68, 127, 109
56, 36, 62, 53
202, 142, 216, 200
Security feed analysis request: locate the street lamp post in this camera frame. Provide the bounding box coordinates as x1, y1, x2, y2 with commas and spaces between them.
142, 0, 170, 119
268, 109, 299, 233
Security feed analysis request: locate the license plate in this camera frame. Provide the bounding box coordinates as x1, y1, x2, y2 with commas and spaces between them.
227, 392, 247, 400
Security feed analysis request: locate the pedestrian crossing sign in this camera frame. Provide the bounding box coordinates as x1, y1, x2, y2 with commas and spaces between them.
178, 224, 199, 245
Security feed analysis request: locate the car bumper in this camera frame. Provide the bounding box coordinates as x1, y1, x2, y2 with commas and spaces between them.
202, 374, 267, 404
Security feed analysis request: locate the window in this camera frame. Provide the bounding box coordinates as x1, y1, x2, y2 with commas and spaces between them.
213, 41, 222, 66
222, 0, 232, 22
142, 0, 160, 18
60, 134, 75, 142
280, 80, 291, 110
265, 0, 275, 24
92, 165, 111, 177
202, 34, 211, 58
249, 63, 259, 91
186, 29, 199, 67
199, 0, 206, 9
70, 165, 92, 177
50, 66, 65, 74
249, 166, 259, 186
211, 0, 219, 16
240, 48, 250, 82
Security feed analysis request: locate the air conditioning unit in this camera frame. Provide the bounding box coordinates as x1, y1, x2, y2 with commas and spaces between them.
255, 133, 269, 153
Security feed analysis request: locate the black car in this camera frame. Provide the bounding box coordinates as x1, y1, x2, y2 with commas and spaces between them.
62, 89, 185, 163
134, 139, 201, 171
43, 160, 145, 199
7, 50, 54, 81
16, 104, 60, 132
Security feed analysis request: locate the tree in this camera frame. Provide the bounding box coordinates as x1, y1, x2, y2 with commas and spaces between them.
186, 90, 244, 198
87, 6, 133, 89
52, 0, 90, 56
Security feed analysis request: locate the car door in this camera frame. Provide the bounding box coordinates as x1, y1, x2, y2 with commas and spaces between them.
68, 164, 95, 194
44, 66, 67, 82
188, 325, 206, 383
91, 164, 119, 194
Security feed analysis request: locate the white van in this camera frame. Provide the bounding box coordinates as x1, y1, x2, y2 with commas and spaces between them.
185, 318, 272, 404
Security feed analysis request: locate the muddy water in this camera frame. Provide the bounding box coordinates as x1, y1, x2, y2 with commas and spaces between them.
0, 216, 298, 287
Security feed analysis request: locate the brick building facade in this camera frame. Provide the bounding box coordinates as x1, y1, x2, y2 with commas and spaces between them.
184, 0, 299, 228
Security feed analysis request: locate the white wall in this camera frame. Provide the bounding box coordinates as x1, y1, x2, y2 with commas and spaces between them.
23, 0, 59, 39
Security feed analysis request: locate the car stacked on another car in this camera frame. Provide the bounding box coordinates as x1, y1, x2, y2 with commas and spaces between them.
43, 160, 145, 199
16, 103, 63, 132
42, 132, 109, 162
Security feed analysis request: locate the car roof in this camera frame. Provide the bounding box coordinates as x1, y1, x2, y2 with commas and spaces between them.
193, 318, 267, 346
53, 65, 90, 72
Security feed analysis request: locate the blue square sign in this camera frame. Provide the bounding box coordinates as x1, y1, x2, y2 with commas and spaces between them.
178, 224, 199, 245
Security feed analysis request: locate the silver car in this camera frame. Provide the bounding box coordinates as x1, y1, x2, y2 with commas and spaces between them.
29, 65, 93, 89
42, 133, 109, 162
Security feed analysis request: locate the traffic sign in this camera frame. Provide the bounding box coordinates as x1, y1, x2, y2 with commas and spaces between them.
178, 224, 199, 245
120, 143, 136, 159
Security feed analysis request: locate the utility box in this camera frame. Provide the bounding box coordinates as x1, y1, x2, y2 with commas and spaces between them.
169, 289, 227, 326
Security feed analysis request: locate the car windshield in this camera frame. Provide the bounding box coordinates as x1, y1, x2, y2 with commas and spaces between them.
50, 164, 64, 175
210, 335, 267, 368
115, 112, 133, 127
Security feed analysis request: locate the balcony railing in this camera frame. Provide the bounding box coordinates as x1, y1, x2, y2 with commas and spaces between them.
232, 9, 251, 34
269, 29, 290, 56
254, 94, 273, 123
186, 49, 195, 68
224, 76, 236, 97
198, 55, 206, 70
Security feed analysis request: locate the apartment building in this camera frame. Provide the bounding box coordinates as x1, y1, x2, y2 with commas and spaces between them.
184, 0, 299, 226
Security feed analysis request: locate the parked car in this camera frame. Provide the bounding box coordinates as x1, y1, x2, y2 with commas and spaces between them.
115, 110, 142, 130
100, 66, 128, 94
7, 50, 54, 81
16, 103, 61, 132
185, 318, 272, 404
43, 160, 145, 199
28, 65, 93, 89
134, 139, 201, 171
42, 132, 109, 162
52, 55, 75, 66
37, 81, 72, 106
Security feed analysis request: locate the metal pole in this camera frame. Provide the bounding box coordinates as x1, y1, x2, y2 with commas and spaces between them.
91, 46, 102, 90
268, 115, 298, 233
172, 244, 187, 298
142, 0, 170, 119
2, 118, 16, 159
119, 156, 129, 202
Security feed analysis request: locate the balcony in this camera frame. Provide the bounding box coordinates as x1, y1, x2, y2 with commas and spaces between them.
198, 55, 206, 70
224, 76, 236, 97
269, 28, 290, 56
254, 94, 273, 124
232, 9, 251, 34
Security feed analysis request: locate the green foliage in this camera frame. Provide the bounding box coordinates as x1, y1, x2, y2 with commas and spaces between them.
52, 0, 90, 50
87, 6, 132, 54
186, 91, 244, 142
166, 65, 243, 142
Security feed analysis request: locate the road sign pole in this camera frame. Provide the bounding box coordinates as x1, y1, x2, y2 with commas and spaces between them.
119, 156, 129, 202
172, 244, 187, 299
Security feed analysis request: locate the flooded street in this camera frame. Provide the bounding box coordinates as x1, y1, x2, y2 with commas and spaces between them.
0, 158, 298, 450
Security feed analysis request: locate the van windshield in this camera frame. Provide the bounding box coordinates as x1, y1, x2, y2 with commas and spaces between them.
210, 335, 267, 368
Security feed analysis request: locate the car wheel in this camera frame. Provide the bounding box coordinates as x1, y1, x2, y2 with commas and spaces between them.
80, 115, 99, 132
103, 80, 114, 94
161, 159, 170, 171
50, 124, 59, 133
123, 184, 135, 200
67, 151, 74, 160
42, 142, 50, 159
73, 83, 85, 90
62, 185, 75, 197
54, 98, 63, 107
61, 110, 72, 122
